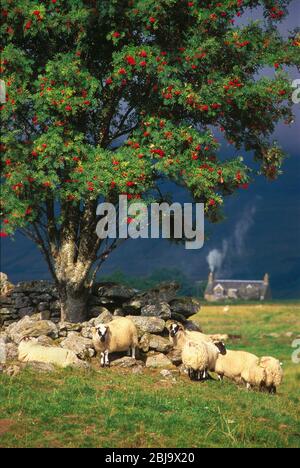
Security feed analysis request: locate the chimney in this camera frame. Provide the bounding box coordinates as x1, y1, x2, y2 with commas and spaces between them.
263, 273, 269, 286
208, 271, 215, 285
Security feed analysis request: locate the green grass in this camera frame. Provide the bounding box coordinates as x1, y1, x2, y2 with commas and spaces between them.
0, 302, 300, 448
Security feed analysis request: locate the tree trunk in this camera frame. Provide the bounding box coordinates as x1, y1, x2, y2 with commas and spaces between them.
45, 200, 102, 323
59, 283, 89, 323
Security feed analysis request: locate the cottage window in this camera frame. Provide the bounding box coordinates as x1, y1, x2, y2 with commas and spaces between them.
228, 288, 238, 299
214, 284, 224, 298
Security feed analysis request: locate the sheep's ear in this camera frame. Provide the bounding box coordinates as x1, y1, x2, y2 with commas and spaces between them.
23, 336, 32, 342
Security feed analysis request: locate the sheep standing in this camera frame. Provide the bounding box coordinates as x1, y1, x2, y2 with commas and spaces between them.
92, 317, 138, 367
182, 340, 226, 381
182, 341, 207, 380
241, 361, 267, 390
258, 356, 283, 394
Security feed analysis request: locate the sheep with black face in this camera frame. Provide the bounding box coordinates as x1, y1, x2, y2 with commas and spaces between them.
92, 317, 138, 367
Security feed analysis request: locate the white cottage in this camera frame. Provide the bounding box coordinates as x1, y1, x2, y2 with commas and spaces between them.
204, 273, 272, 302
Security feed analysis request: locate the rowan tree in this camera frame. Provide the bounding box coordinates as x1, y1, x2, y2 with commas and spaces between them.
1, 0, 299, 321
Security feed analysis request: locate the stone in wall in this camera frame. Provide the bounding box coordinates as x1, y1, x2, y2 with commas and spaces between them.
0, 275, 202, 333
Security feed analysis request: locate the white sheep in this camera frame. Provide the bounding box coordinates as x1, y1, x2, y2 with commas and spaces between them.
258, 356, 283, 394
18, 338, 83, 368
92, 317, 138, 367
182, 339, 224, 381
240, 361, 267, 390
169, 323, 215, 349
214, 350, 261, 388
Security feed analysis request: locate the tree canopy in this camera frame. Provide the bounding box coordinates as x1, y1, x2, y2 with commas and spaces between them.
0, 0, 299, 320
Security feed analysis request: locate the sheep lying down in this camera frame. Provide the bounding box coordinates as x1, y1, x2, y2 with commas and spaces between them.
92, 317, 138, 367
18, 338, 84, 368
215, 351, 283, 393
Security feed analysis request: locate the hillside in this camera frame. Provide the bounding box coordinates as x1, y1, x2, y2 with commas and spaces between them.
1, 302, 299, 448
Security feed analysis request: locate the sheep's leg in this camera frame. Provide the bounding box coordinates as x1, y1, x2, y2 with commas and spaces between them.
246, 382, 251, 391
218, 374, 224, 382
131, 346, 136, 360
100, 352, 105, 368
104, 350, 110, 367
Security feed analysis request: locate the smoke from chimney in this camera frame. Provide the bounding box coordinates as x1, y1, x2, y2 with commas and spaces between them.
206, 202, 258, 275
207, 241, 228, 273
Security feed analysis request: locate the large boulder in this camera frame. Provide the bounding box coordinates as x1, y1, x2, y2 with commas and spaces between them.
185, 320, 202, 332
93, 283, 136, 302
36, 335, 55, 347
122, 297, 144, 315
143, 282, 180, 304
148, 335, 173, 353
139, 333, 172, 353
141, 302, 171, 320
123, 282, 180, 315
127, 316, 166, 336
60, 333, 95, 359
169, 297, 201, 318
88, 295, 115, 309
90, 308, 113, 325
14, 295, 31, 309
6, 316, 58, 344
167, 349, 182, 366
57, 322, 82, 338
146, 352, 174, 369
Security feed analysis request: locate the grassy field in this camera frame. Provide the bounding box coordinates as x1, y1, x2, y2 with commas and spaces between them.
0, 302, 300, 448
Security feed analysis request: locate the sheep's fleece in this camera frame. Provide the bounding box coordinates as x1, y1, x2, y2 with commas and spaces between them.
18, 338, 83, 368
182, 339, 222, 379
92, 317, 138, 354
214, 350, 260, 383
259, 356, 283, 390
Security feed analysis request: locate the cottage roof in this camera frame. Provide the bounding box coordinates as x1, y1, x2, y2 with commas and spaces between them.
205, 278, 268, 295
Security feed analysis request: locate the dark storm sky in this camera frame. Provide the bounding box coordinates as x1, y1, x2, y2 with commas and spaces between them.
1, 1, 299, 298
